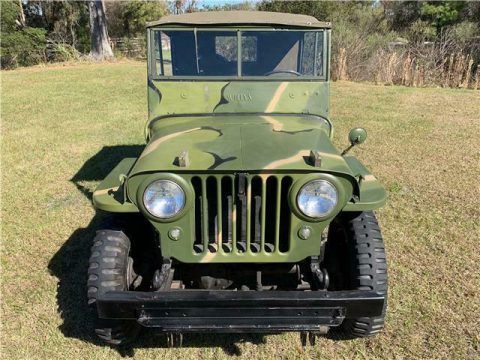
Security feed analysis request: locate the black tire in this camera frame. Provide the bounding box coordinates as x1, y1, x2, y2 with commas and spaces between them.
325, 211, 388, 338
87, 229, 140, 345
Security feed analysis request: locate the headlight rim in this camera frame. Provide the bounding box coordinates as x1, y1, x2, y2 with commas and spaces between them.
143, 179, 186, 219
289, 174, 346, 222
296, 179, 338, 219
136, 173, 193, 223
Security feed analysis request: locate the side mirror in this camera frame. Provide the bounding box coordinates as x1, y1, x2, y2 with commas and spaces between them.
348, 127, 367, 145
342, 128, 367, 155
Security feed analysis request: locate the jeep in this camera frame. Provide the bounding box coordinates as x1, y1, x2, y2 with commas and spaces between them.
88, 11, 388, 346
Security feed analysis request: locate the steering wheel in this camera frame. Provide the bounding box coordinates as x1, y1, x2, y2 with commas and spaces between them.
264, 70, 302, 76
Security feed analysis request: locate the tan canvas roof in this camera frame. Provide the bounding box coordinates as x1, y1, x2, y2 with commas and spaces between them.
147, 11, 330, 29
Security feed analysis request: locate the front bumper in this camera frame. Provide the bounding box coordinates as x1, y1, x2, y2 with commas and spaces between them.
96, 290, 384, 333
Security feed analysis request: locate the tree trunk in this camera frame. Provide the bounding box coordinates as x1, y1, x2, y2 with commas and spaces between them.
88, 0, 113, 60
16, 0, 26, 28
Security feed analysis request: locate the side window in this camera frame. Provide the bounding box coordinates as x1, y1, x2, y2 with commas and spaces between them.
151, 30, 173, 76
152, 31, 162, 76
160, 32, 172, 76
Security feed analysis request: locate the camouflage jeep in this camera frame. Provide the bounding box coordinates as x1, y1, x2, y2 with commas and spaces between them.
89, 11, 388, 346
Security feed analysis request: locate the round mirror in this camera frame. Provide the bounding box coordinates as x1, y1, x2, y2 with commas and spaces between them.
348, 128, 367, 145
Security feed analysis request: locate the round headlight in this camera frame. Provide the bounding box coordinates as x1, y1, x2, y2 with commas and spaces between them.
297, 180, 338, 218
143, 180, 185, 219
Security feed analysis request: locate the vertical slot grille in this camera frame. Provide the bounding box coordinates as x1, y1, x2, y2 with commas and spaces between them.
250, 176, 263, 253
279, 177, 293, 252
264, 176, 278, 253
192, 176, 203, 253
206, 177, 218, 253
192, 175, 293, 255
221, 176, 233, 252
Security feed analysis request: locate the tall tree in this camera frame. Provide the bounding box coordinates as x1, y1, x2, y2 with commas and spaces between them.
121, 1, 167, 36
16, 0, 26, 27
173, 0, 197, 14
88, 0, 113, 60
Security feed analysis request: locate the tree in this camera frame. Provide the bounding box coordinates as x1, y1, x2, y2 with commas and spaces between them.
122, 1, 167, 37
257, 1, 367, 22
382, 1, 422, 32
0, 0, 47, 68
23, 1, 90, 53
16, 0, 26, 27
88, 0, 113, 60
105, 1, 167, 39
421, 1, 466, 34
173, 0, 197, 14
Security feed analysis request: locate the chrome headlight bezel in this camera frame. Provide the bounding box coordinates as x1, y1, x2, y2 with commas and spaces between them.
296, 179, 338, 219
143, 179, 185, 219
290, 174, 346, 222
136, 174, 192, 223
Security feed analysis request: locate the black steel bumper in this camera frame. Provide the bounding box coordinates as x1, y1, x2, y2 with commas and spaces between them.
96, 290, 384, 333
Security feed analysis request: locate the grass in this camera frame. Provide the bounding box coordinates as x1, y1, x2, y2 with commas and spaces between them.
1, 61, 479, 359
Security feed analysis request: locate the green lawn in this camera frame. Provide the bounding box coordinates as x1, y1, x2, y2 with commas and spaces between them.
1, 61, 479, 359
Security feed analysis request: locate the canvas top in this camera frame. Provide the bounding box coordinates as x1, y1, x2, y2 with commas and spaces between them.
146, 11, 331, 29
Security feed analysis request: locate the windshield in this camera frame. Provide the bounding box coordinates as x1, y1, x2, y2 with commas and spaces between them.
150, 29, 326, 78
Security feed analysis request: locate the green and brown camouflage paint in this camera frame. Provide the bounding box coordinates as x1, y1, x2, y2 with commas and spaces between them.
92, 25, 386, 264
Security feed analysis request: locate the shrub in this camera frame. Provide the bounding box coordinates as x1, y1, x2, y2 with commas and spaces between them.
1, 27, 47, 69
46, 40, 81, 63
0, 1, 47, 69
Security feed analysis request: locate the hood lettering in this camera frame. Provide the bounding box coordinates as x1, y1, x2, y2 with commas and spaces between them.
225, 93, 253, 102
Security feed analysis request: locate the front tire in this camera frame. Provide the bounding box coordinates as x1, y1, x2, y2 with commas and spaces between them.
87, 230, 140, 345
325, 211, 388, 338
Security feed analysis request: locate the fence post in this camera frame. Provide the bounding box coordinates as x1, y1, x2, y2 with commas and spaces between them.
475, 65, 480, 90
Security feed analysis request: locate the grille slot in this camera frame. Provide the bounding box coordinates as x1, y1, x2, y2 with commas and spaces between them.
192, 175, 292, 255
220, 176, 233, 252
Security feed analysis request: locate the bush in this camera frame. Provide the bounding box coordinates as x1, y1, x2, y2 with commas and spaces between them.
1, 27, 47, 69
0, 1, 47, 69
46, 40, 81, 63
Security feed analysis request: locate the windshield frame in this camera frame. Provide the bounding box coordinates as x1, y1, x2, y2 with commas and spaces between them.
148, 27, 330, 81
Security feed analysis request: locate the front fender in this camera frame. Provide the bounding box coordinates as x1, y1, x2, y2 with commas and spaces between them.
342, 155, 387, 211
92, 158, 139, 213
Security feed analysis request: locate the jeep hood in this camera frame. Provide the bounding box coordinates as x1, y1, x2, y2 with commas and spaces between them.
129, 115, 354, 176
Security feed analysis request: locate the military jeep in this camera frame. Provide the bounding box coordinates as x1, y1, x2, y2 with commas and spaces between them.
88, 11, 388, 346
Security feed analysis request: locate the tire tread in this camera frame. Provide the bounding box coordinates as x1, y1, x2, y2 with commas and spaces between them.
331, 211, 388, 338
87, 229, 139, 345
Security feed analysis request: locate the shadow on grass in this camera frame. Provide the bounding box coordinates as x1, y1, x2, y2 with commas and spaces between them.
70, 145, 144, 200
48, 145, 267, 357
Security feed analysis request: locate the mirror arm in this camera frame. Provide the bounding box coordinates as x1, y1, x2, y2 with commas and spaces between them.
341, 137, 360, 156
341, 144, 355, 156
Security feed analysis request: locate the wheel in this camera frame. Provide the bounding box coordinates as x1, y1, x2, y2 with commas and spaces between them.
87, 229, 140, 345
325, 211, 388, 338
